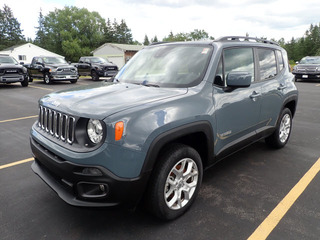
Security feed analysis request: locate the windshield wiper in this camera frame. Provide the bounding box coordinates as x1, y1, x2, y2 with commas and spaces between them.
142, 83, 160, 87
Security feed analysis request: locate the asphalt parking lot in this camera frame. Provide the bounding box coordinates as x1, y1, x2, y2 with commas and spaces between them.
0, 78, 319, 240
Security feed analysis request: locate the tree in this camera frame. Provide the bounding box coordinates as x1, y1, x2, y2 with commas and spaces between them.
189, 29, 209, 40
35, 6, 107, 61
113, 19, 133, 44
34, 9, 46, 47
143, 35, 150, 45
162, 29, 212, 42
151, 35, 159, 43
0, 4, 25, 50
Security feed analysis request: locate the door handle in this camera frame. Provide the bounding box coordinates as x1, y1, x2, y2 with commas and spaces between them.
250, 91, 261, 99
278, 84, 286, 90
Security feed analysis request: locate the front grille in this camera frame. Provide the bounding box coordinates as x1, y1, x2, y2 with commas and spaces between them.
105, 66, 117, 71
5, 68, 22, 74
57, 68, 77, 73
38, 106, 75, 144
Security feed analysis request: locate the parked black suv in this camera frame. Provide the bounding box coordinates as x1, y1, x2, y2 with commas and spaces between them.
292, 56, 320, 81
0, 55, 29, 87
31, 36, 298, 220
75, 57, 118, 81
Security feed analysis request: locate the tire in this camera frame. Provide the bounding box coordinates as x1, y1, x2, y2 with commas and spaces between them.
265, 108, 292, 149
146, 144, 203, 220
21, 76, 29, 87
70, 79, 77, 84
44, 73, 51, 84
27, 72, 33, 82
91, 70, 99, 81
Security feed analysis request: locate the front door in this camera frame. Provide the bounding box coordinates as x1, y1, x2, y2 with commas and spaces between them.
213, 47, 261, 157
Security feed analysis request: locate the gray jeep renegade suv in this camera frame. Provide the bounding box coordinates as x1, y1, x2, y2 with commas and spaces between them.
30, 36, 298, 220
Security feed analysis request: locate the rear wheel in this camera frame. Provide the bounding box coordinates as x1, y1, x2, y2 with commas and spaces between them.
265, 108, 292, 148
146, 144, 203, 220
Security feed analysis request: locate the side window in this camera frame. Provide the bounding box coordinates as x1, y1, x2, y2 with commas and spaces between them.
276, 50, 284, 71
224, 48, 255, 82
32, 57, 37, 65
257, 48, 277, 81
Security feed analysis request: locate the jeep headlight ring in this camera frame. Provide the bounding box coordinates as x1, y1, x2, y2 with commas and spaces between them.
87, 119, 104, 144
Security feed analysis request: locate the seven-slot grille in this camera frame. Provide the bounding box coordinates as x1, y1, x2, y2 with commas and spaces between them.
38, 106, 76, 144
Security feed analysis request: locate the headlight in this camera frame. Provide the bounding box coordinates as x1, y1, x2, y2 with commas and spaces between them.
87, 119, 104, 144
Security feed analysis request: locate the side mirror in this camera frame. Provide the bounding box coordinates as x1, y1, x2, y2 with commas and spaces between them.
79, 61, 83, 63
226, 71, 252, 88
20, 62, 24, 65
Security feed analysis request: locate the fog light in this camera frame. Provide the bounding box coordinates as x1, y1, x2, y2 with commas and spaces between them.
99, 184, 106, 192
77, 182, 109, 199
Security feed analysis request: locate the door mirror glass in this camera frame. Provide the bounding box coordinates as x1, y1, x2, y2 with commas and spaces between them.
226, 71, 252, 87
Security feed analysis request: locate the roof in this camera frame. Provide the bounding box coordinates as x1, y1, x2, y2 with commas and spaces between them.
1, 44, 26, 52
93, 43, 144, 53
0, 43, 64, 58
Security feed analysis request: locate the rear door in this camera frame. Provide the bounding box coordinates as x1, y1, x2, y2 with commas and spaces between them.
213, 47, 262, 157
255, 48, 285, 136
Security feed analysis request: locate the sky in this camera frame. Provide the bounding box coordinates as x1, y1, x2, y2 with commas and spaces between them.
1, 0, 320, 43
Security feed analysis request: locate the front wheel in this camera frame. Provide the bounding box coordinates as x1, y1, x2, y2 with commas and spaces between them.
265, 108, 292, 148
91, 70, 99, 81
70, 79, 77, 84
146, 144, 203, 220
21, 76, 29, 87
44, 73, 51, 84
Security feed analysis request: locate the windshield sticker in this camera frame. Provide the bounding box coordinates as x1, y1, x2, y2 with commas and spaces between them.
201, 48, 210, 54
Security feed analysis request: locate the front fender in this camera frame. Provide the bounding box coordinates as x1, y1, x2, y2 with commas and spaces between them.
141, 121, 214, 174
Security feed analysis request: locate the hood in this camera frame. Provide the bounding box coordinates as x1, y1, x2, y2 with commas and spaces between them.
96, 63, 116, 67
296, 64, 320, 68
46, 63, 74, 69
40, 82, 188, 119
0, 63, 24, 69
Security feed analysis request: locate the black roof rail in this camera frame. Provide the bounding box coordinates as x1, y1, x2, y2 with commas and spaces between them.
215, 36, 279, 46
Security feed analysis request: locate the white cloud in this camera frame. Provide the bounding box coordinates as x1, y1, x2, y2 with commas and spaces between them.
1, 0, 319, 43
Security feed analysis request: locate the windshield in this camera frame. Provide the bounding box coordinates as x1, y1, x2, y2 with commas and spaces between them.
300, 57, 320, 64
116, 44, 213, 88
43, 57, 67, 64
90, 57, 109, 64
0, 56, 19, 64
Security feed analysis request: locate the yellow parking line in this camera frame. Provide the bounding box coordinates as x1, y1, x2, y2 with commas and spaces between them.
29, 85, 53, 91
0, 158, 34, 170
248, 157, 320, 240
0, 115, 37, 123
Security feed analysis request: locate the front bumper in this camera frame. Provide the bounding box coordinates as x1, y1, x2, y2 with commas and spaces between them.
292, 72, 320, 79
97, 70, 118, 77
30, 137, 149, 207
51, 74, 78, 81
0, 74, 26, 83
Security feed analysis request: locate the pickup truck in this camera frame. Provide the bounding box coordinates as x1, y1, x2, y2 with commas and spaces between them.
26, 56, 78, 84
73, 56, 118, 81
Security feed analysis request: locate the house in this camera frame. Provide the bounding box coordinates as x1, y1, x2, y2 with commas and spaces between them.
92, 43, 144, 69
0, 43, 63, 64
